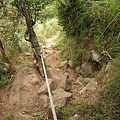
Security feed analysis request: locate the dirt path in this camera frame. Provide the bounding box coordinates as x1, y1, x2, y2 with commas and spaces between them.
0, 32, 62, 120
0, 32, 99, 120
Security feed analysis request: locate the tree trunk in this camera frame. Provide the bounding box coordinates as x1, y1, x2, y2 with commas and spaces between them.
22, 0, 43, 76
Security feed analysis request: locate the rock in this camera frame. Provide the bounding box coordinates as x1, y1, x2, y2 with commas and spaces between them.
42, 45, 46, 49
38, 78, 57, 94
72, 78, 83, 99
69, 114, 80, 120
59, 60, 68, 68
72, 85, 82, 100
84, 78, 95, 83
81, 62, 93, 75
67, 68, 78, 80
44, 51, 61, 68
52, 88, 65, 94
47, 68, 62, 80
60, 72, 69, 88
59, 60, 68, 72
65, 78, 72, 91
79, 81, 97, 95
53, 91, 72, 101
25, 52, 31, 56
9, 67, 42, 108
54, 98, 67, 110
15, 112, 34, 120
76, 66, 80, 74
76, 76, 84, 83
39, 94, 49, 108
91, 50, 100, 63
74, 79, 83, 87
68, 60, 73, 68
105, 62, 111, 71
59, 72, 72, 91
52, 89, 72, 109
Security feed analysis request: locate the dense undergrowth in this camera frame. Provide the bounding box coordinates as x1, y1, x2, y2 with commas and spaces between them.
55, 0, 120, 119
56, 0, 120, 66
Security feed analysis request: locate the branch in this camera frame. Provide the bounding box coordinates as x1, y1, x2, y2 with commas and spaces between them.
102, 50, 113, 60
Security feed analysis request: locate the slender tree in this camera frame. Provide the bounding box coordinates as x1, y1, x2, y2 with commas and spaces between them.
12, 0, 52, 76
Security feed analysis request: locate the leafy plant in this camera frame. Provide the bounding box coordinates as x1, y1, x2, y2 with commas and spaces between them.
5, 114, 14, 120
0, 75, 8, 88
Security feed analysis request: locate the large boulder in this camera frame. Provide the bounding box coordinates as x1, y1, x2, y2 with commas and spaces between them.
6, 67, 47, 113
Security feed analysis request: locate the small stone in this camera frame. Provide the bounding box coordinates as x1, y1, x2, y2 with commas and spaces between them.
67, 68, 78, 80
84, 78, 95, 83
62, 73, 69, 84
79, 81, 97, 95
38, 78, 57, 94
39, 94, 49, 108
81, 62, 93, 75
105, 62, 111, 71
91, 50, 100, 63
74, 80, 83, 87
68, 60, 73, 68
76, 66, 80, 74
25, 52, 31, 56
16, 112, 34, 120
59, 60, 68, 68
69, 114, 80, 120
65, 79, 72, 91
76, 76, 84, 82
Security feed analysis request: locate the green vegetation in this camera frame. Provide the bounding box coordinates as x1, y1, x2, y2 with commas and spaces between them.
55, 0, 120, 119
56, 0, 120, 66
5, 114, 14, 120
0, 75, 9, 88
55, 32, 85, 66
35, 18, 61, 43
58, 54, 120, 120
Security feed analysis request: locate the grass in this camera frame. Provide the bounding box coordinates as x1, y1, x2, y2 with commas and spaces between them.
0, 75, 9, 88
58, 53, 120, 120
5, 114, 14, 120
56, 0, 120, 67
54, 32, 85, 67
